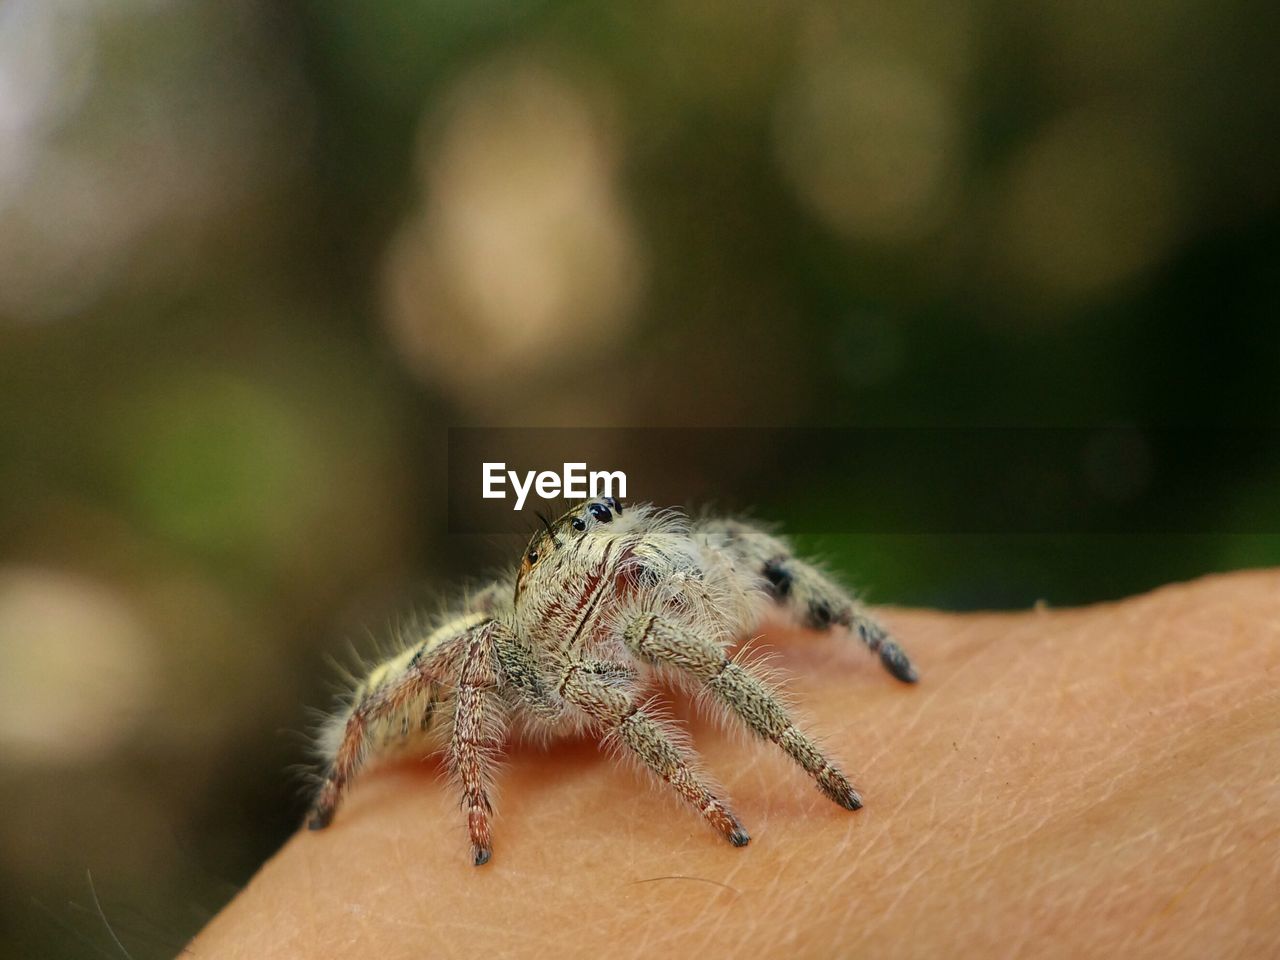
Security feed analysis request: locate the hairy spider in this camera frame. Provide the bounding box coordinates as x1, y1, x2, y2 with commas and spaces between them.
308, 499, 918, 865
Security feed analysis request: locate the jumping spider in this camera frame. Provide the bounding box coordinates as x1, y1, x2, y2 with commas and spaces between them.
309, 499, 918, 865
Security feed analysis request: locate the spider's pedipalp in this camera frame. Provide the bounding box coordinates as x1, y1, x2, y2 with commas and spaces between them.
623, 613, 862, 811
491, 623, 564, 722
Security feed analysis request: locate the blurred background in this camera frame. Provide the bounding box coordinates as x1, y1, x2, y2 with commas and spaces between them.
1, 0, 1277, 955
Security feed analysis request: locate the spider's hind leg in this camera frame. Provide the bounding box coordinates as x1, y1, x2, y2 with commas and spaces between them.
698, 519, 919, 684
309, 652, 444, 831
773, 557, 919, 684
308, 611, 490, 833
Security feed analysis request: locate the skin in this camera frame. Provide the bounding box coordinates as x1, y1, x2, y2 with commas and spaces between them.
189, 569, 1280, 959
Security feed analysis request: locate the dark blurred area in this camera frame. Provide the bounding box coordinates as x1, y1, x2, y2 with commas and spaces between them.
1, 0, 1277, 956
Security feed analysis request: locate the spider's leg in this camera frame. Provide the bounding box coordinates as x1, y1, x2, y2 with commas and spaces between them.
556, 658, 750, 847
449, 623, 507, 866
698, 519, 919, 683
624, 614, 862, 811
788, 570, 918, 684
308, 629, 464, 831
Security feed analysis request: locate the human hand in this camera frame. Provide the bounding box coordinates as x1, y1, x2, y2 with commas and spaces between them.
189, 570, 1280, 959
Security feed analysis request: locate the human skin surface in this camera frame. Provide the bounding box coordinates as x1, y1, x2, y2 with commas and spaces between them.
189, 570, 1280, 959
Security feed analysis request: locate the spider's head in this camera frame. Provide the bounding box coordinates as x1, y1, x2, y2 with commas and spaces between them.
514, 497, 625, 602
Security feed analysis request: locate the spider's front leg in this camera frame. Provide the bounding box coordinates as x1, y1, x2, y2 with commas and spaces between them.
698, 519, 919, 683
624, 614, 862, 810
555, 657, 750, 847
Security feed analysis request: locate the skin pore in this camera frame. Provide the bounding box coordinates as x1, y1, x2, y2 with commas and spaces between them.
190, 569, 1279, 959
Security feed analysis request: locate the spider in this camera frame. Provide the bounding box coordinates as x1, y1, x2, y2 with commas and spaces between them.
308, 499, 919, 865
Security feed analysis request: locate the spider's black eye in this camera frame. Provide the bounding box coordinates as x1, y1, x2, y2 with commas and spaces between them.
570, 517, 586, 531
604, 496, 623, 514
526, 549, 539, 564
589, 502, 612, 523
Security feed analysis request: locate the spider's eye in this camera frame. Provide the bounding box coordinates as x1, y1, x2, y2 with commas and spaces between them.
589, 502, 613, 523
570, 517, 586, 531
604, 496, 623, 514
526, 549, 539, 564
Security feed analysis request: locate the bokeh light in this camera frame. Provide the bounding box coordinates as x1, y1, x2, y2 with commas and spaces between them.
773, 2, 970, 245
0, 566, 156, 763
384, 57, 643, 409
992, 107, 1184, 306
0, 0, 312, 324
